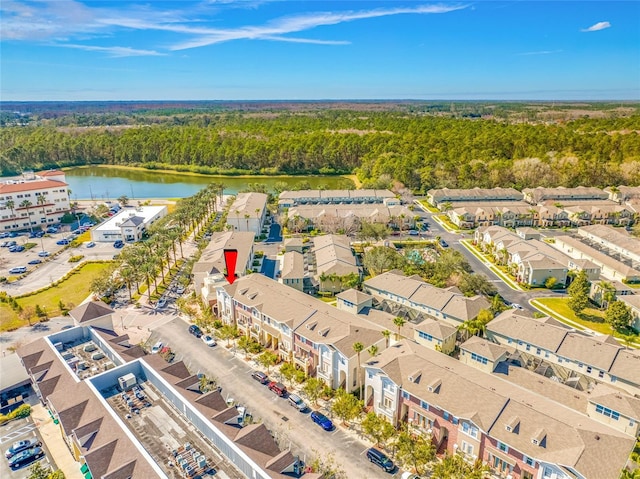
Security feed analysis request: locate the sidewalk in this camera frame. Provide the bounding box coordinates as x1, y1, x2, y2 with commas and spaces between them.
31, 404, 84, 479
458, 239, 525, 291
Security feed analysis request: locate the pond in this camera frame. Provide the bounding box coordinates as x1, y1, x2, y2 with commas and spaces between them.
64, 166, 355, 200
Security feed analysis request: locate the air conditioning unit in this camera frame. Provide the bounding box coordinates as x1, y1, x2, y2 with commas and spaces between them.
531, 438, 539, 445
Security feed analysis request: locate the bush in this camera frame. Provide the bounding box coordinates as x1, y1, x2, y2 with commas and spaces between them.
68, 255, 85, 263
0, 277, 6, 283
0, 404, 31, 424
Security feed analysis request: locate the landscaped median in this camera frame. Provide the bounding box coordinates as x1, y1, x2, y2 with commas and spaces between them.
458, 239, 525, 291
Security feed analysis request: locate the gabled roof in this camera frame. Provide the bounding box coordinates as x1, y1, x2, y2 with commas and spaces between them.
556, 333, 622, 371
336, 288, 373, 305
119, 216, 145, 227
460, 337, 511, 362
487, 310, 571, 352
0, 179, 67, 194
69, 300, 114, 324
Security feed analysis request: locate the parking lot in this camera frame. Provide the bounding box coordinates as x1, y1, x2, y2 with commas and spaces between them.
0, 227, 120, 295
0, 416, 52, 478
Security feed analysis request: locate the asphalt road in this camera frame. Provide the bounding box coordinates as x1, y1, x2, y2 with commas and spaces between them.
413, 201, 564, 310
151, 317, 395, 479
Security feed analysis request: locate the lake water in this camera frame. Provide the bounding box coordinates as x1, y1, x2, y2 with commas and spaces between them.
64, 166, 354, 200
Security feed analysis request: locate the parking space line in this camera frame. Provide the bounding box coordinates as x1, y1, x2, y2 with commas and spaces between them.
0, 425, 36, 444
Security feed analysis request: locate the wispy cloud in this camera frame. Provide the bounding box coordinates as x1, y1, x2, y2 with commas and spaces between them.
60, 44, 165, 57
1, 1, 467, 55
518, 49, 563, 56
581, 21, 611, 32
169, 4, 469, 50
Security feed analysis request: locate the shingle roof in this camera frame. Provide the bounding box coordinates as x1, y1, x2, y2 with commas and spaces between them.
460, 336, 511, 362
336, 288, 373, 305
556, 333, 622, 371
487, 310, 571, 352
69, 300, 114, 324
227, 192, 268, 219
281, 251, 305, 279
372, 340, 634, 479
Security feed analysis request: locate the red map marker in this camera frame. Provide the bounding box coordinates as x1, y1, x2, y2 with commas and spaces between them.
223, 249, 238, 284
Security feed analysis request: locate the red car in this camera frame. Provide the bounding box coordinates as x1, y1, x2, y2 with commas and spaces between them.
268, 381, 287, 397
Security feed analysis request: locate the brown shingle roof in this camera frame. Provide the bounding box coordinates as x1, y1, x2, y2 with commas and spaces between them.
69, 300, 114, 324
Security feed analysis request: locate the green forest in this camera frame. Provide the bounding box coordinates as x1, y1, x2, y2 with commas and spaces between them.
2, 107, 640, 191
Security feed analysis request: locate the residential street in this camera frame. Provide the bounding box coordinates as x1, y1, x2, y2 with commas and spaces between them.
150, 317, 395, 479
413, 200, 565, 310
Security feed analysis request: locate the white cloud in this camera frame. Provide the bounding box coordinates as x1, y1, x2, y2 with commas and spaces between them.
581, 21, 611, 32
60, 44, 166, 57
518, 49, 563, 56
169, 4, 469, 50
1, 1, 468, 54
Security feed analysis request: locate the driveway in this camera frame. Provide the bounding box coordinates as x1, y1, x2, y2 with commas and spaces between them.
260, 258, 278, 279
151, 318, 392, 479
265, 223, 282, 243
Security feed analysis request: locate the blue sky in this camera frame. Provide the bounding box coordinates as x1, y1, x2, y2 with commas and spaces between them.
1, 1, 639, 101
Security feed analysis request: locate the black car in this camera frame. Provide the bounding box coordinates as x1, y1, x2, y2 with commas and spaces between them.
8, 447, 45, 469
439, 239, 448, 248
366, 447, 395, 473
5, 438, 42, 459
251, 371, 269, 384
188, 324, 202, 338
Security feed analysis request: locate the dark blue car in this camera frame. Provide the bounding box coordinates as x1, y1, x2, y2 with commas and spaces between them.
310, 411, 334, 431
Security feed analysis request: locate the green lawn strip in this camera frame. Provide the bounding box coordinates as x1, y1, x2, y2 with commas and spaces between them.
532, 298, 613, 334
417, 200, 439, 213
459, 240, 524, 291
432, 215, 460, 233
1, 262, 112, 332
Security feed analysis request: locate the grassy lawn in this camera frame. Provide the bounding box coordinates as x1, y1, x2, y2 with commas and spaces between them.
1, 262, 112, 332
417, 200, 439, 213
534, 297, 613, 335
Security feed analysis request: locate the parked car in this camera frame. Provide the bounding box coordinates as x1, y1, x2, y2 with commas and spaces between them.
38, 251, 50, 257
9, 266, 27, 274
5, 438, 42, 459
56, 239, 70, 245
251, 371, 269, 384
201, 335, 217, 347
46, 226, 58, 233
268, 381, 287, 397
85, 241, 96, 248
113, 240, 124, 248
156, 297, 167, 309
188, 324, 202, 338
0, 232, 9, 238
366, 447, 395, 473
408, 229, 419, 236
401, 472, 421, 479
8, 447, 45, 469
310, 411, 334, 431
511, 303, 524, 310
287, 394, 307, 411
439, 239, 448, 248
151, 341, 163, 354
11, 245, 25, 252
28, 259, 42, 265
175, 285, 186, 295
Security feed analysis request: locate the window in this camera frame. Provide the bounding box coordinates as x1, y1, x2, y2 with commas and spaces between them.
460, 441, 474, 456
497, 441, 509, 453
536, 348, 541, 355
418, 331, 433, 341
420, 400, 429, 411
382, 396, 393, 409
471, 352, 488, 365
443, 411, 449, 421
414, 412, 432, 429
595, 404, 620, 420
523, 455, 535, 467
586, 366, 592, 374
401, 391, 409, 400
462, 422, 478, 438
598, 370, 605, 379
525, 344, 531, 351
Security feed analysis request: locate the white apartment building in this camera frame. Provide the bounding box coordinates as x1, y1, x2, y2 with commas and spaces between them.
0, 170, 70, 231
91, 206, 167, 243
226, 192, 268, 235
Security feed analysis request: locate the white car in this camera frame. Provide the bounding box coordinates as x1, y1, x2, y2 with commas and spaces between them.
201, 335, 217, 347
151, 341, 163, 354
86, 241, 96, 248
156, 298, 167, 309
175, 285, 186, 295
511, 303, 524, 310
401, 473, 421, 479
38, 251, 50, 257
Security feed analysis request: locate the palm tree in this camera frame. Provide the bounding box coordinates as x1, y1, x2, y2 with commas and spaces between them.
19, 199, 33, 232
5, 199, 16, 230
244, 213, 251, 232
353, 342, 364, 397
37, 194, 46, 226
381, 330, 391, 348
393, 316, 406, 340
367, 345, 378, 357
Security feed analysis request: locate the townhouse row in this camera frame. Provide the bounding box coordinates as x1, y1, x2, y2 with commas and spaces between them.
365, 338, 637, 479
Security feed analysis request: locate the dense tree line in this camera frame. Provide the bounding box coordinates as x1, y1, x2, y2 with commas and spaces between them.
2, 110, 640, 190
